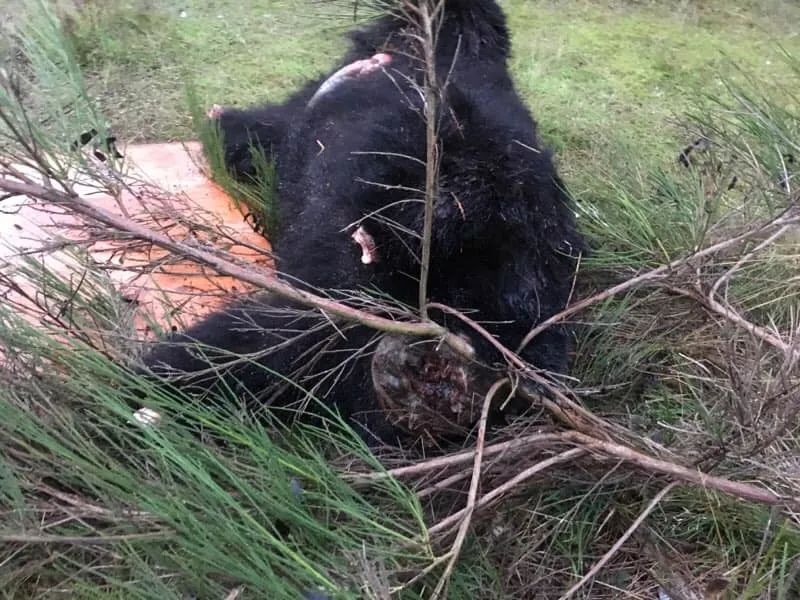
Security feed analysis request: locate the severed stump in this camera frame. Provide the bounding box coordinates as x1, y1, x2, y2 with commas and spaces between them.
372, 335, 497, 440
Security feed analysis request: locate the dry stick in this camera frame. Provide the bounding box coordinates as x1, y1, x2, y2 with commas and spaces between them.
430, 377, 507, 600
704, 220, 799, 359
417, 0, 441, 321
669, 285, 797, 360
558, 482, 678, 600
709, 222, 796, 300
428, 448, 587, 536
393, 554, 453, 595
561, 431, 796, 507
705, 291, 794, 357
416, 468, 472, 498
38, 483, 150, 520
0, 176, 474, 358
0, 531, 171, 544
516, 208, 800, 355
223, 587, 244, 600
347, 432, 567, 484
423, 429, 794, 539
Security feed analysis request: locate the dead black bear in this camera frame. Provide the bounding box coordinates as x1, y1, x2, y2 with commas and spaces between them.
141, 0, 584, 444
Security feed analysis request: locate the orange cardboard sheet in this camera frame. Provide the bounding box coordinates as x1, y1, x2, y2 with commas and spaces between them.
0, 142, 273, 340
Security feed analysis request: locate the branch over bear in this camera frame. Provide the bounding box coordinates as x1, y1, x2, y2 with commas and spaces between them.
141, 0, 584, 443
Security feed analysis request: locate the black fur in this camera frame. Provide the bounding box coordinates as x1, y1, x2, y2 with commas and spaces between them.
141, 0, 584, 443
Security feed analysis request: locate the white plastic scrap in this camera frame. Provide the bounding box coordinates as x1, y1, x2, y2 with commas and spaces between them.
132, 407, 162, 427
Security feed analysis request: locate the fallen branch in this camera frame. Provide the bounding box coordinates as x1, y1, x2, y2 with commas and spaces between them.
563, 431, 797, 507
430, 378, 507, 600
425, 428, 795, 538
709, 222, 795, 300
517, 207, 800, 354
428, 301, 625, 440
416, 469, 473, 498
559, 482, 678, 600
38, 483, 151, 520
0, 176, 475, 358
356, 428, 796, 538
346, 431, 567, 484
0, 531, 172, 544
669, 285, 798, 361
428, 448, 586, 536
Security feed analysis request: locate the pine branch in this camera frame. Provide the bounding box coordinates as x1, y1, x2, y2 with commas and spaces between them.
0, 175, 475, 359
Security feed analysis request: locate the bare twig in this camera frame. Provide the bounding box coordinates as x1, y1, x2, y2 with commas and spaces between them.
669, 285, 798, 360
709, 223, 795, 301
428, 448, 586, 536
38, 483, 151, 520
223, 587, 244, 600
517, 207, 800, 354
0, 531, 172, 544
416, 468, 473, 498
0, 176, 475, 358
356, 425, 795, 538
430, 377, 507, 599
417, 0, 442, 320
428, 301, 622, 439
562, 431, 797, 507
558, 482, 678, 600
424, 426, 795, 538
346, 432, 567, 484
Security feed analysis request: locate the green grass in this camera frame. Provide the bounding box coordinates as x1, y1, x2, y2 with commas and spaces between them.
507, 0, 800, 178
56, 0, 800, 184
3, 0, 800, 598
61, 0, 345, 141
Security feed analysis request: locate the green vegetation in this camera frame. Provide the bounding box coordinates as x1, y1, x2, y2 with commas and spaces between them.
1, 0, 800, 598
49, 1, 800, 177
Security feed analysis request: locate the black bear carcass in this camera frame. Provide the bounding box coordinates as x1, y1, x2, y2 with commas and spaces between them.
140, 0, 584, 444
